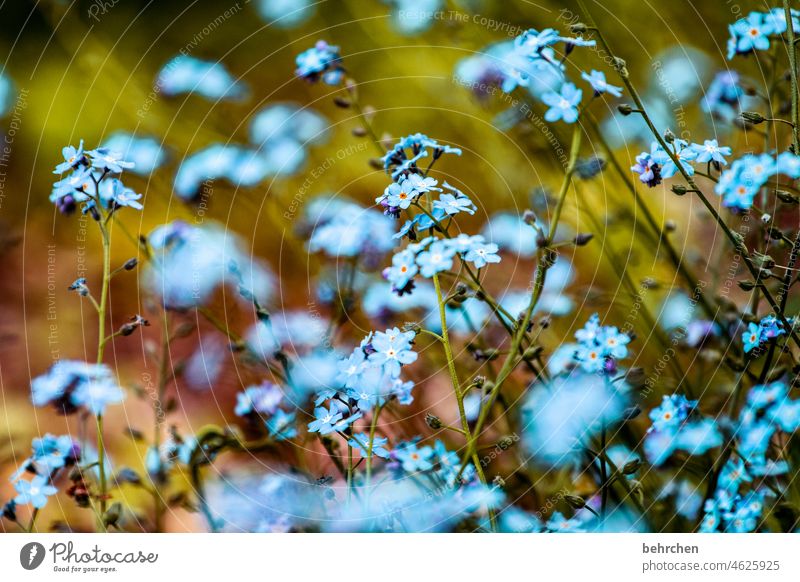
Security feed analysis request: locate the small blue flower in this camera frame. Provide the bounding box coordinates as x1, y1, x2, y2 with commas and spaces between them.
649, 394, 694, 433
235, 383, 283, 417
394, 441, 434, 472
728, 12, 773, 59
266, 409, 298, 441
630, 151, 661, 187
53, 140, 87, 174
653, 139, 697, 179
581, 70, 622, 97
368, 327, 418, 376
464, 242, 501, 269
690, 139, 732, 165
349, 433, 390, 459
87, 147, 135, 173
546, 511, 587, 533
14, 475, 58, 509
307, 405, 343, 435
433, 192, 476, 216
541, 82, 582, 123
415, 240, 456, 278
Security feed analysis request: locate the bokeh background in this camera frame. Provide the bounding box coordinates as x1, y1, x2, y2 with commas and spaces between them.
0, 0, 781, 531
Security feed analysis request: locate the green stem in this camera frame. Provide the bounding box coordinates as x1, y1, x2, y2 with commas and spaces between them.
433, 272, 496, 529
784, 0, 800, 153
456, 123, 582, 480
95, 219, 112, 529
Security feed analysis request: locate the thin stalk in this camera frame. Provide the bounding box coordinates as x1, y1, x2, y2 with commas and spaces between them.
433, 272, 496, 529
456, 124, 583, 479
95, 219, 112, 529
785, 0, 800, 153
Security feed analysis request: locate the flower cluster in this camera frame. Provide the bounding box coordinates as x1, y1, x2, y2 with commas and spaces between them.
645, 395, 723, 466
715, 152, 800, 209
742, 315, 787, 354
631, 139, 732, 188
50, 141, 139, 214
295, 40, 344, 85
31, 360, 125, 416
572, 313, 631, 374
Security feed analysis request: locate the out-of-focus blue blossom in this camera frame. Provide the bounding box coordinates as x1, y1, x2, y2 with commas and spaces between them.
103, 133, 166, 176
144, 221, 273, 310
603, 96, 673, 148
648, 47, 710, 104
546, 511, 587, 533
383, 0, 442, 35
522, 371, 629, 467
174, 144, 276, 199
247, 310, 328, 357
31, 360, 124, 416
0, 72, 14, 117
235, 382, 283, 417
256, 0, 314, 28
714, 153, 779, 209
645, 395, 722, 465
306, 198, 396, 260
295, 40, 343, 85
265, 409, 298, 441
287, 350, 341, 402
481, 212, 538, 257
157, 55, 246, 100
205, 472, 324, 532
248, 103, 329, 174
541, 82, 582, 123
182, 337, 226, 391
581, 70, 622, 98
11, 434, 80, 481
14, 475, 58, 509
702, 71, 752, 123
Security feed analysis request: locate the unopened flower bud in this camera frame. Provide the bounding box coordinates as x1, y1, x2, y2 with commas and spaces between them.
617, 104, 633, 116
622, 459, 642, 475
570, 22, 588, 33
671, 184, 688, 196
740, 111, 766, 124
425, 413, 443, 429
123, 258, 138, 270
565, 494, 586, 509
663, 129, 675, 143
573, 232, 594, 246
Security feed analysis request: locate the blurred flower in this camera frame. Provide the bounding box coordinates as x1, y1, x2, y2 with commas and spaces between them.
14, 475, 58, 509
31, 360, 124, 416
295, 40, 343, 85
102, 133, 166, 175
522, 371, 629, 467
157, 55, 246, 100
